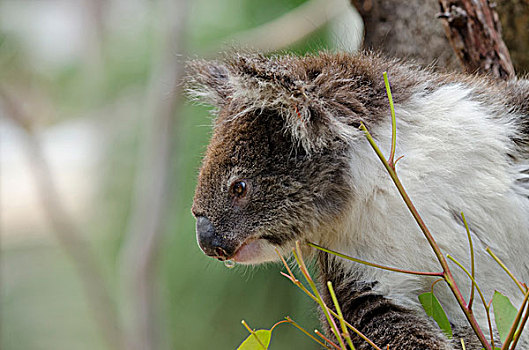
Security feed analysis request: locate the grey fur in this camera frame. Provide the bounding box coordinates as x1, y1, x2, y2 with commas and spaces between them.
188, 51, 529, 350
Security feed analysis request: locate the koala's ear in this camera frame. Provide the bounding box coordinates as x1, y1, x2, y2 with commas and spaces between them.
185, 60, 233, 108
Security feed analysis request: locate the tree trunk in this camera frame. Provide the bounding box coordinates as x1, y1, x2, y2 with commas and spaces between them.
351, 0, 529, 75
438, 0, 514, 80
497, 0, 529, 75
351, 0, 460, 70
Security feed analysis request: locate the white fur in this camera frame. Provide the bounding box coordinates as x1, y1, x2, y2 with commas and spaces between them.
189, 54, 529, 347
320, 82, 529, 345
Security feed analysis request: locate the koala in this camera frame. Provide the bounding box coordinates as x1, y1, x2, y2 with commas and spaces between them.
187, 51, 529, 349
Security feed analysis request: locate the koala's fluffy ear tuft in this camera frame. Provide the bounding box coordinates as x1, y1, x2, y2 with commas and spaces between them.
185, 60, 233, 108
186, 53, 378, 153
223, 53, 360, 153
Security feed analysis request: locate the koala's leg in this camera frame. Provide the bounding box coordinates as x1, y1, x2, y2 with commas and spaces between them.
318, 253, 456, 350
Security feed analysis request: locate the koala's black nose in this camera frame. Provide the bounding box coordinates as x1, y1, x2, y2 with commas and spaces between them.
196, 216, 233, 260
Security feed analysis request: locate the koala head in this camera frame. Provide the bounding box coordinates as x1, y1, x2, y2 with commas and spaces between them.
187, 52, 409, 264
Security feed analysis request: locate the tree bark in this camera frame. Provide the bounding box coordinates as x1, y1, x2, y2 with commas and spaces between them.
350, 0, 529, 76
438, 0, 515, 80
351, 0, 460, 70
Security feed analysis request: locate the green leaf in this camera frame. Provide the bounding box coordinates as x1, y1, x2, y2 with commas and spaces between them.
492, 291, 518, 345
419, 292, 453, 339
237, 329, 272, 350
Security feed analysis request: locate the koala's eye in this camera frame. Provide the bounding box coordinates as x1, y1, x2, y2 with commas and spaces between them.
230, 180, 247, 197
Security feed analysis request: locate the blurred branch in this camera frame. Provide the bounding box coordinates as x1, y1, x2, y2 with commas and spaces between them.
206, 0, 348, 55
0, 87, 124, 350
117, 0, 188, 349
82, 0, 107, 68
438, 0, 515, 79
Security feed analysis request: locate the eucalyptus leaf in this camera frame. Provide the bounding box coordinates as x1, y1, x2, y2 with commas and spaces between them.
492, 291, 518, 345
237, 329, 272, 350
419, 292, 453, 339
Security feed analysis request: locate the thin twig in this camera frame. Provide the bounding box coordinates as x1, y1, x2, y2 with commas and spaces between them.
278, 247, 382, 350
510, 295, 529, 350
117, 0, 188, 349
460, 212, 476, 310
446, 255, 489, 313
315, 330, 343, 350
327, 281, 356, 349
360, 121, 490, 349
383, 72, 396, 168
284, 317, 333, 350
309, 242, 443, 277
241, 320, 267, 350
501, 289, 529, 350
447, 254, 495, 348
293, 242, 346, 349
486, 247, 527, 295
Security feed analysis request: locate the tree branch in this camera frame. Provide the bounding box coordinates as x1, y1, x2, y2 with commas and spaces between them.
438, 0, 515, 79
206, 0, 347, 55
117, 0, 188, 349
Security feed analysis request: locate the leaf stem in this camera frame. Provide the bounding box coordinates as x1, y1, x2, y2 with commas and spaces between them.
315, 330, 343, 350
277, 248, 382, 350
447, 254, 495, 348
241, 320, 267, 350
328, 281, 356, 350
308, 242, 443, 277
383, 71, 397, 168
487, 298, 496, 350
502, 289, 529, 350
446, 255, 488, 315
486, 247, 527, 295
283, 317, 332, 350
510, 294, 529, 350
431, 278, 445, 294
270, 319, 290, 332
461, 212, 476, 310
359, 122, 491, 350
292, 242, 346, 349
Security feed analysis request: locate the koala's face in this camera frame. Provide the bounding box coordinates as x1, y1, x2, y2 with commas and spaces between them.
187, 53, 393, 264
192, 108, 352, 264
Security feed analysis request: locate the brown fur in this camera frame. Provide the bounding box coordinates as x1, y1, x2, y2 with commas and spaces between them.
188, 52, 432, 260
187, 52, 426, 153
192, 106, 352, 255
187, 51, 529, 349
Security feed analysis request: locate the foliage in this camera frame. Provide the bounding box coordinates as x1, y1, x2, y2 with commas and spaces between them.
419, 292, 453, 339
492, 292, 518, 345
238, 328, 272, 350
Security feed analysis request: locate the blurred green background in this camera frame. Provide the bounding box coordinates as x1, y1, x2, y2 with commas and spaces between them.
0, 0, 361, 349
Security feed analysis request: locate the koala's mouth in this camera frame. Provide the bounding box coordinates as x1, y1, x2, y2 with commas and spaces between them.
231, 237, 260, 262
230, 237, 280, 264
